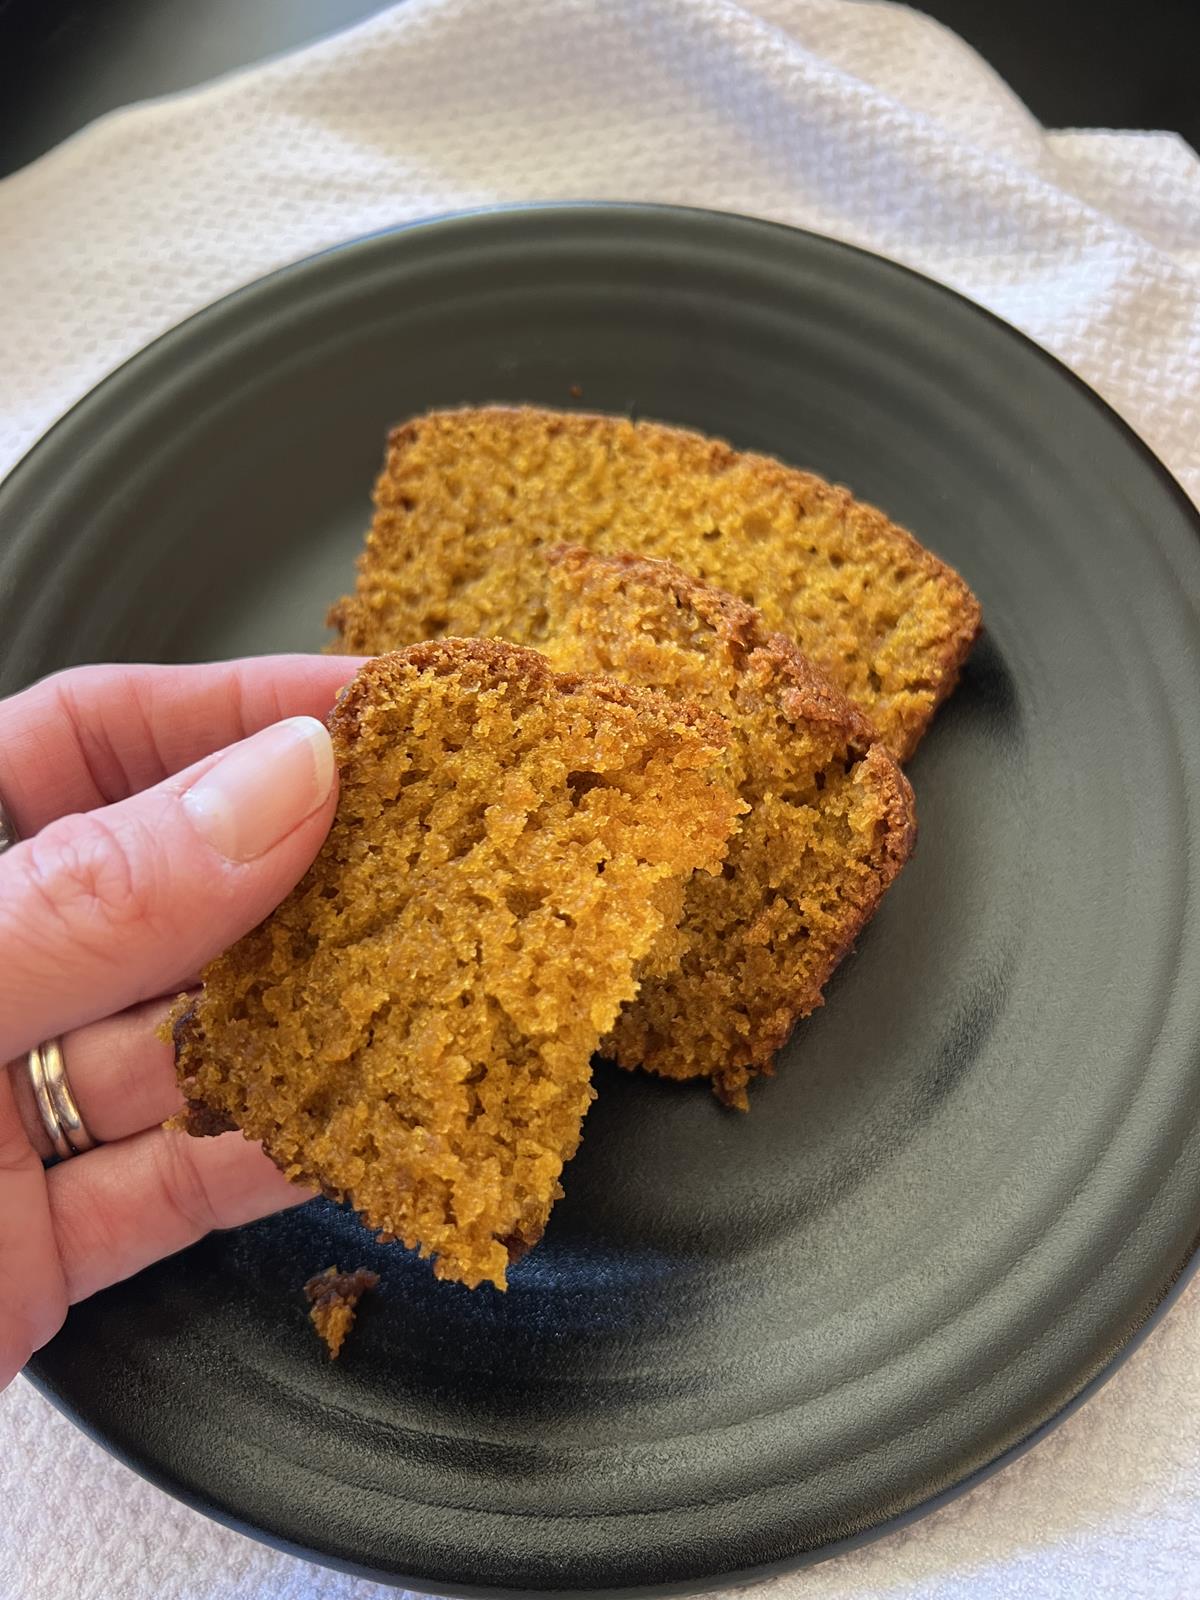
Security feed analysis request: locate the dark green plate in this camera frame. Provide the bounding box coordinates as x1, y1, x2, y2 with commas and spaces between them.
3, 205, 1200, 1595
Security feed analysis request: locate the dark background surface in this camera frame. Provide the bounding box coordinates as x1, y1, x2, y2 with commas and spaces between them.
0, 0, 1197, 179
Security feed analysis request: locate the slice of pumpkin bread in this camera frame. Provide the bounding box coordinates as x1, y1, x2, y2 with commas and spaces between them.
328, 406, 981, 758
540, 548, 916, 1110
170, 641, 740, 1287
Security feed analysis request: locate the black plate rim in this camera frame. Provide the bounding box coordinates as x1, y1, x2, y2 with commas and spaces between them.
3, 200, 1198, 539
10, 202, 1200, 1596
22, 1240, 1200, 1599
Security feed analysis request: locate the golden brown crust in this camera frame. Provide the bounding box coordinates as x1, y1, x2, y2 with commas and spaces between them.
331, 634, 730, 754
863, 742, 921, 877
166, 999, 237, 1135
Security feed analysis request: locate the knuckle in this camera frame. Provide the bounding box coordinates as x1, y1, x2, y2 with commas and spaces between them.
68, 1197, 123, 1284
154, 1134, 219, 1239
21, 811, 165, 950
42, 662, 112, 706
44, 665, 161, 806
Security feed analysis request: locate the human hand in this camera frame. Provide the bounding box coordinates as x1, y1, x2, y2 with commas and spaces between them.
0, 655, 364, 1391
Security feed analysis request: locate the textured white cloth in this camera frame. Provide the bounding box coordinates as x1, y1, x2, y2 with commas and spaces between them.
2, 1, 1199, 1596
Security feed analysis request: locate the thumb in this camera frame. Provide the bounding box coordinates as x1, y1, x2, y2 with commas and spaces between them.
0, 716, 336, 1061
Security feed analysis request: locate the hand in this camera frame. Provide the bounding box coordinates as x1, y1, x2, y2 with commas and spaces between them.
0, 655, 364, 1391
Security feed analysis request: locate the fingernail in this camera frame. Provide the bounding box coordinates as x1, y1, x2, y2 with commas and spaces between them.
182, 717, 336, 863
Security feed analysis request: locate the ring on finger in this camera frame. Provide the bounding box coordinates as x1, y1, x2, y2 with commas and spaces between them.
1, 791, 99, 1161
28, 1037, 98, 1161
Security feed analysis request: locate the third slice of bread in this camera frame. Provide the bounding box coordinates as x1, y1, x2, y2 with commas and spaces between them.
540, 548, 916, 1109
328, 407, 982, 759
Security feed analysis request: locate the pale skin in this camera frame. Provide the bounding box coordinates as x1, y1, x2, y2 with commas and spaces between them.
0, 655, 365, 1392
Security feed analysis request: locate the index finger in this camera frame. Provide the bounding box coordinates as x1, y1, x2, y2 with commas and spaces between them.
0, 654, 365, 836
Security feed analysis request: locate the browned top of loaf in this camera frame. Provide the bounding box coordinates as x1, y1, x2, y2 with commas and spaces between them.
171, 639, 740, 1288
328, 406, 982, 759
540, 546, 916, 1108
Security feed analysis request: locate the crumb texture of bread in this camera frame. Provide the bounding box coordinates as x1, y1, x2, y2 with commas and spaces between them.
328, 407, 981, 759
304, 1265, 379, 1359
171, 641, 739, 1288
540, 548, 917, 1109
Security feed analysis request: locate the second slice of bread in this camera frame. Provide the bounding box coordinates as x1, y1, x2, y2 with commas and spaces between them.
540, 548, 917, 1108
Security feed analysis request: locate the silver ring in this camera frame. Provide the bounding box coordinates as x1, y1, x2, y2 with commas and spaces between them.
0, 793, 97, 1160
28, 1038, 96, 1160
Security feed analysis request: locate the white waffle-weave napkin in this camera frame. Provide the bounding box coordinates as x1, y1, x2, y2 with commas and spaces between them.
1, 2, 1199, 1596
